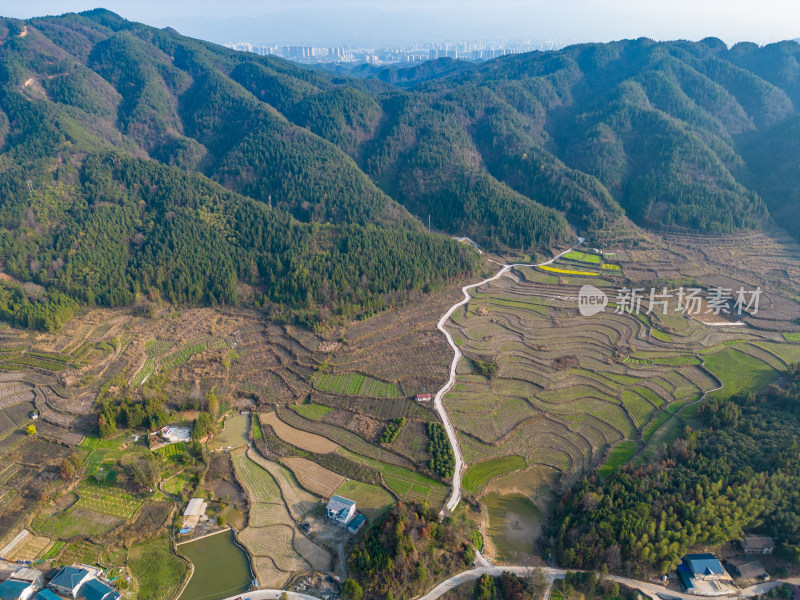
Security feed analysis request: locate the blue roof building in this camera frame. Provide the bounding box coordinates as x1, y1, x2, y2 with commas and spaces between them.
347, 513, 367, 534
78, 579, 120, 600
0, 580, 35, 600
48, 567, 91, 599
35, 591, 63, 600
678, 553, 736, 596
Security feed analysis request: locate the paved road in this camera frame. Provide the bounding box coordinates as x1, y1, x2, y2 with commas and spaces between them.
415, 563, 800, 600
434, 238, 584, 512
217, 570, 800, 600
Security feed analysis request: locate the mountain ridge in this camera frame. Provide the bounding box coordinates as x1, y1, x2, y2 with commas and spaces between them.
2, 10, 800, 327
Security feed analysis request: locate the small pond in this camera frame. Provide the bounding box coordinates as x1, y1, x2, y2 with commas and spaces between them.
178, 529, 251, 600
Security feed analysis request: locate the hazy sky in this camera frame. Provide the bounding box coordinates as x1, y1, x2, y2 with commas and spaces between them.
3, 1, 799, 47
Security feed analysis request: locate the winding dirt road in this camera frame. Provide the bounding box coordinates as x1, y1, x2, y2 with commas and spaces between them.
434, 238, 584, 513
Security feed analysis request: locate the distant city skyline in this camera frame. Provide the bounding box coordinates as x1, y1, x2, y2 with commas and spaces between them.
4, 1, 800, 48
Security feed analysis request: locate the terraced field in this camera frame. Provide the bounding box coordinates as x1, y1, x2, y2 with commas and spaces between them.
314, 372, 402, 398
443, 267, 797, 493
231, 451, 330, 586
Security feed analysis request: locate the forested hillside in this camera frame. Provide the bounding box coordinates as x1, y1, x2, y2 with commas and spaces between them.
553, 367, 800, 576
2, 10, 800, 327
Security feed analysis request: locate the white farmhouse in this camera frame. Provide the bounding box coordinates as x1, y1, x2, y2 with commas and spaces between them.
326, 495, 356, 526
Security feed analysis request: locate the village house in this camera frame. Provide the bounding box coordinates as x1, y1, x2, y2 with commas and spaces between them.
347, 513, 367, 534
726, 557, 770, 581
741, 534, 775, 555
326, 495, 357, 526
415, 393, 432, 402
48, 566, 92, 598
77, 579, 120, 600
677, 553, 736, 596
0, 579, 36, 600
149, 425, 192, 450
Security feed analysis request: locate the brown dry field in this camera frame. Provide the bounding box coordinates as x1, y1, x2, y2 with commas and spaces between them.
282, 456, 345, 498
259, 411, 339, 454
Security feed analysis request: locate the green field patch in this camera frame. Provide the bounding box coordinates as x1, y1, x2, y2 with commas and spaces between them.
58, 540, 103, 566
291, 403, 334, 421
703, 347, 779, 399
333, 480, 395, 519
651, 329, 673, 342
463, 455, 526, 496
782, 332, 800, 342
131, 359, 155, 386
76, 481, 143, 519
755, 342, 800, 365
251, 414, 263, 440
336, 447, 447, 505
598, 441, 636, 478
314, 372, 402, 398
41, 540, 65, 560
232, 453, 281, 502
36, 504, 124, 538
154, 442, 190, 459
0, 352, 71, 371
162, 341, 207, 369
129, 535, 186, 600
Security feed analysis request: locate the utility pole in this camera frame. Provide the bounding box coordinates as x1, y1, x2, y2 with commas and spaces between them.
428, 214, 431, 232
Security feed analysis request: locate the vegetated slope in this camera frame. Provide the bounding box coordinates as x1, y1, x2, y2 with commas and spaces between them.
3, 12, 800, 328
553, 367, 800, 576
341, 38, 800, 238
0, 11, 479, 327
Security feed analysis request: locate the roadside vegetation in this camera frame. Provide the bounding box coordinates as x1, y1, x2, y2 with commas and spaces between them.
349, 502, 481, 600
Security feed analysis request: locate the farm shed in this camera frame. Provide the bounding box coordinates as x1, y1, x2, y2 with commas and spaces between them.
741, 534, 775, 554
726, 557, 769, 580
182, 498, 208, 530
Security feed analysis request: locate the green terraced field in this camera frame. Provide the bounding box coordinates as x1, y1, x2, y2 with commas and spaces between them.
336, 447, 447, 505
291, 403, 334, 420
232, 453, 281, 501
161, 342, 207, 369
598, 441, 636, 478
314, 372, 402, 398
76, 482, 142, 519
703, 347, 779, 399
131, 359, 154, 386
463, 455, 526, 496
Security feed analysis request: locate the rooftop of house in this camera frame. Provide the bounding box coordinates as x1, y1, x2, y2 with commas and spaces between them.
35, 590, 63, 600
183, 498, 206, 517
327, 495, 356, 514
727, 557, 768, 579
50, 566, 90, 590
9, 568, 41, 583
0, 580, 33, 600
347, 513, 367, 531
742, 534, 775, 549
683, 553, 725, 576
79, 579, 119, 600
